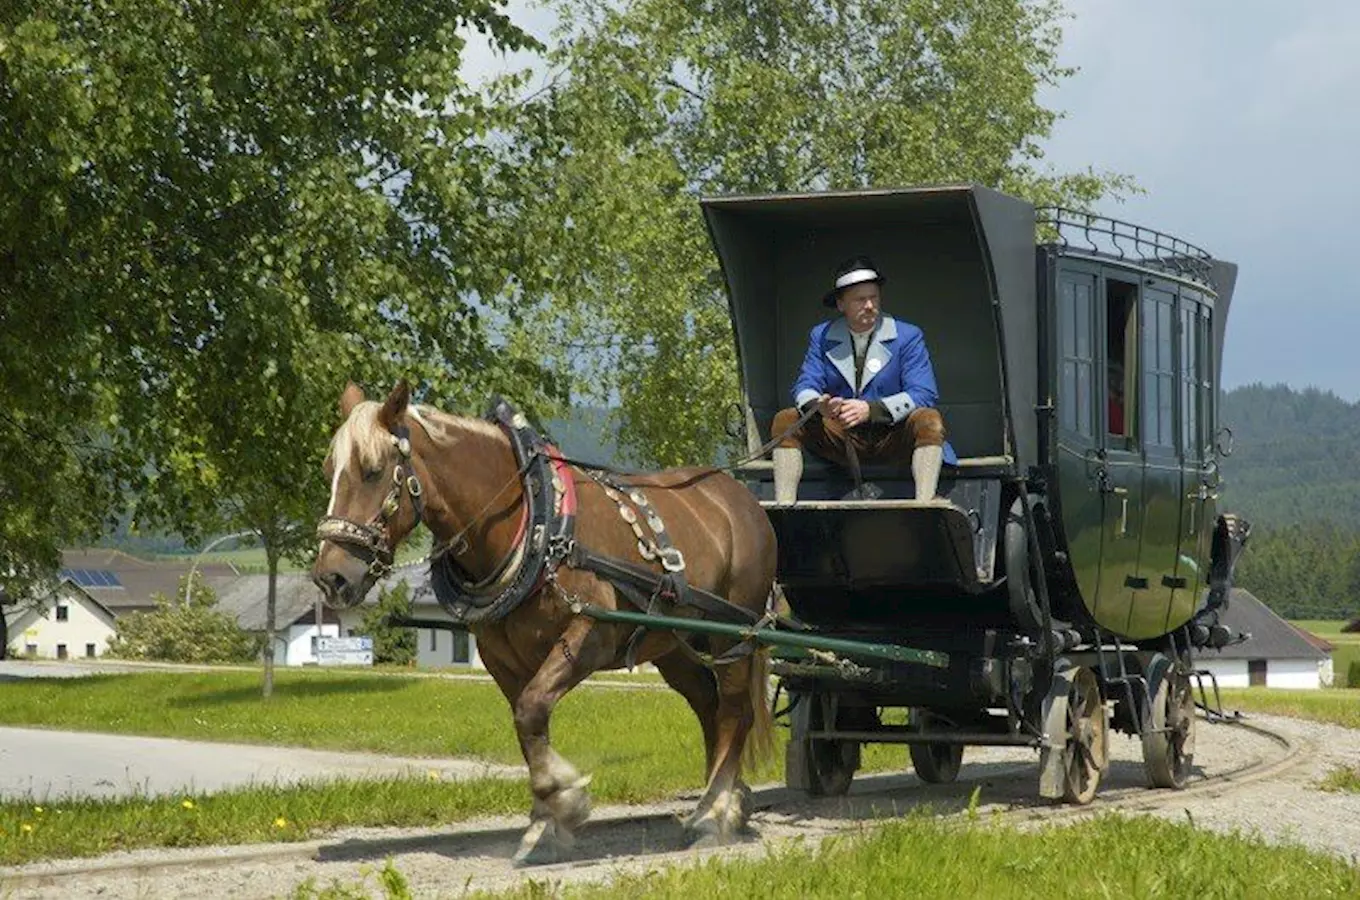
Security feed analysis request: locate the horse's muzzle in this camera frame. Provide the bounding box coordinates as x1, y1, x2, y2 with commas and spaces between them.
312, 545, 377, 610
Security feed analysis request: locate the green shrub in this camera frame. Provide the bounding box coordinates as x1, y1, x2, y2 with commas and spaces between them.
1347, 660, 1360, 689
106, 575, 261, 663
358, 581, 417, 666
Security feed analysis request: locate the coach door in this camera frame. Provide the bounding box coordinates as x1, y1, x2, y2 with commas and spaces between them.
1092, 272, 1146, 633
1125, 279, 1183, 638
1169, 293, 1216, 630
1055, 264, 1105, 609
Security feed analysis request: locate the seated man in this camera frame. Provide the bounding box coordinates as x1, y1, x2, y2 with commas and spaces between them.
771, 255, 957, 504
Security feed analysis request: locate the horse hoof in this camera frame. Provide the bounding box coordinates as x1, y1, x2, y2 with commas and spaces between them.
512, 819, 574, 867
546, 777, 592, 832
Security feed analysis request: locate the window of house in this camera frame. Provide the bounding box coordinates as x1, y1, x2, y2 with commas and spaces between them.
1248, 659, 1267, 687
56, 644, 68, 660
429, 629, 438, 652
25, 643, 37, 657
1059, 273, 1097, 437
85, 643, 97, 658
55, 605, 69, 622
1142, 287, 1176, 448
1105, 279, 1138, 440
452, 631, 470, 665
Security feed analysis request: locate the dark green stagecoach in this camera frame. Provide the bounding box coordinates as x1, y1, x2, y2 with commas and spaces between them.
698, 185, 1251, 802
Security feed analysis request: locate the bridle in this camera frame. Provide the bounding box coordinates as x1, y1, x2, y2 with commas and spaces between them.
315, 425, 425, 582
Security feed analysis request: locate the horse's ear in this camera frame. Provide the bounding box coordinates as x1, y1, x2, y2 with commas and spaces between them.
378, 380, 411, 430
339, 382, 365, 421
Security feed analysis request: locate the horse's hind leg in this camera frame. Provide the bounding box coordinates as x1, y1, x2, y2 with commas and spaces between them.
682, 652, 770, 845
510, 617, 608, 866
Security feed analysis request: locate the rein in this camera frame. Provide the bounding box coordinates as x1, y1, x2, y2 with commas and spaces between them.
546, 402, 821, 489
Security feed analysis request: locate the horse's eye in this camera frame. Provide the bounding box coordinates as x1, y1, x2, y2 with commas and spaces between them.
362, 468, 383, 484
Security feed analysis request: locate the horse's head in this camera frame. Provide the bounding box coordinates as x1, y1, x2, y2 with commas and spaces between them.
312, 381, 425, 608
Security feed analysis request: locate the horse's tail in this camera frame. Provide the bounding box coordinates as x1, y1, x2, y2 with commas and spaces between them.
742, 647, 776, 773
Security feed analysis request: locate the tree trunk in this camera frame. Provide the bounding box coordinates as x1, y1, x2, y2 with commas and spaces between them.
263, 544, 278, 699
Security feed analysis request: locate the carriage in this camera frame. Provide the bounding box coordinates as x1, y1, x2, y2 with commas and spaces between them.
691, 184, 1251, 802
315, 184, 1254, 865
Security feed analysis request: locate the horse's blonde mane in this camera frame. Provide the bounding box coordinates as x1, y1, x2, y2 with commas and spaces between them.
331, 401, 508, 473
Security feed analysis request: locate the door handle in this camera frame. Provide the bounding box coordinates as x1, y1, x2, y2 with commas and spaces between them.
1111, 486, 1129, 536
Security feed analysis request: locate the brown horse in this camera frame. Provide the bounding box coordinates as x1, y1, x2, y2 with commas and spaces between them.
312, 382, 777, 864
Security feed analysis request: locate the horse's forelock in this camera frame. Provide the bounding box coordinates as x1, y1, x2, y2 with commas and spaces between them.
330, 401, 391, 473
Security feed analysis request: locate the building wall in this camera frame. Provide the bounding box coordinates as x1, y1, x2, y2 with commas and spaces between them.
334, 604, 482, 669
1197, 657, 1324, 690
269, 623, 340, 667
8, 588, 115, 660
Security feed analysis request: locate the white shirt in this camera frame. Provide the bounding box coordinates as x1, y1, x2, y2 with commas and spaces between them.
850, 327, 873, 391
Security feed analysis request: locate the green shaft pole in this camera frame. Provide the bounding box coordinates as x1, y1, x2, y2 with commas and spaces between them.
572, 602, 949, 669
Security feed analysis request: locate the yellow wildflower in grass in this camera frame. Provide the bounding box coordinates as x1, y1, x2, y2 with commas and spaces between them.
274, 817, 288, 829
182, 799, 196, 810
427, 770, 440, 781
32, 806, 43, 815
20, 823, 33, 834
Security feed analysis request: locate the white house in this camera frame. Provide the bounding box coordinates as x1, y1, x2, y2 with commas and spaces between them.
368, 564, 482, 668
4, 578, 119, 660
212, 573, 343, 667
214, 567, 482, 669
1197, 589, 1334, 689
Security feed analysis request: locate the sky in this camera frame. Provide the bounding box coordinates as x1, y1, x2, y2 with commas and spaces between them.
459, 1, 1360, 400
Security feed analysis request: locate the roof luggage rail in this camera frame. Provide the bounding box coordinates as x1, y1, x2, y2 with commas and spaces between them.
1037, 207, 1217, 291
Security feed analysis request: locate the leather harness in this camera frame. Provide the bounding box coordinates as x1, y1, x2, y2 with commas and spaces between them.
319, 397, 760, 636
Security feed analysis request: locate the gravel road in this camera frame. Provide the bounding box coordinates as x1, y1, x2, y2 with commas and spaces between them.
1, 711, 1355, 899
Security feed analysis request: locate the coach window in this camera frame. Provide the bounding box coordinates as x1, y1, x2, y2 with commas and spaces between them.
1059, 273, 1097, 437
1142, 285, 1176, 448
1181, 298, 1212, 457
1105, 279, 1138, 442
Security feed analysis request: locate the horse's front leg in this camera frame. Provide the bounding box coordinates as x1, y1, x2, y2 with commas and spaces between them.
511, 616, 608, 866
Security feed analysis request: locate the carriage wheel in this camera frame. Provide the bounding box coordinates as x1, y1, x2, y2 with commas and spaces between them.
910, 742, 964, 784
786, 693, 859, 797
1142, 670, 1196, 789
1061, 667, 1107, 805
908, 711, 964, 784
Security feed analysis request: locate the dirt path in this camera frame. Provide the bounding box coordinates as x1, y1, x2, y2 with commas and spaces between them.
2, 712, 1356, 899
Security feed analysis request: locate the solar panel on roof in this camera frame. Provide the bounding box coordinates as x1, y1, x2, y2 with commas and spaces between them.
101, 571, 123, 588
73, 570, 95, 587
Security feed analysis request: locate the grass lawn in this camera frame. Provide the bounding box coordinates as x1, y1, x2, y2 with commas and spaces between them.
1220, 687, 1360, 730
0, 776, 525, 867
0, 670, 912, 806
463, 813, 1360, 899
0, 669, 921, 867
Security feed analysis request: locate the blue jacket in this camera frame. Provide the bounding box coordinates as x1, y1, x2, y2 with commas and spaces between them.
792, 315, 957, 464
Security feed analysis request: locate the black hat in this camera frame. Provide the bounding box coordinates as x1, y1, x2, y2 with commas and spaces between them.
822, 255, 886, 307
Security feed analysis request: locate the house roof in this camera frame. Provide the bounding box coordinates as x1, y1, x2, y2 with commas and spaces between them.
59, 549, 243, 612
213, 573, 326, 631
1201, 589, 1333, 661
5, 580, 119, 632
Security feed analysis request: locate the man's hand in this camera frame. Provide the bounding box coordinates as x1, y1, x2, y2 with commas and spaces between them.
836, 399, 871, 428
817, 394, 839, 420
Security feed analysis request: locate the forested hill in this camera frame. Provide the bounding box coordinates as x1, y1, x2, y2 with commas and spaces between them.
1220, 384, 1360, 619
1219, 383, 1360, 531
